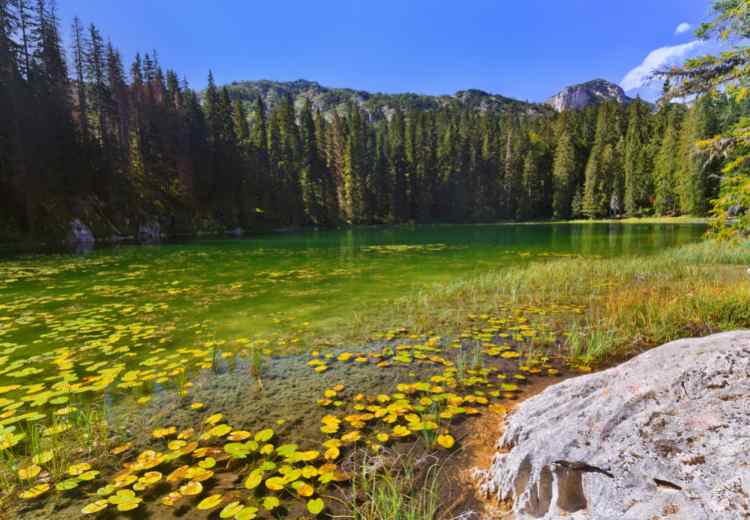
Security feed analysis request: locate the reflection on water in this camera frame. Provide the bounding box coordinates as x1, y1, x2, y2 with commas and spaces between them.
0, 223, 705, 370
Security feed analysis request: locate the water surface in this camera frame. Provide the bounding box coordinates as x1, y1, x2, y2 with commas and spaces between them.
1, 223, 705, 345
0, 221, 707, 520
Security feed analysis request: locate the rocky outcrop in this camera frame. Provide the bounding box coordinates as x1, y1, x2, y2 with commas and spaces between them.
137, 220, 162, 243
67, 219, 95, 246
225, 227, 244, 237
476, 331, 750, 520
217, 79, 551, 122
546, 79, 634, 112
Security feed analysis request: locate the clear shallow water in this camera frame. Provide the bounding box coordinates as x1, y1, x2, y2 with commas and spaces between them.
0, 222, 707, 518
0, 223, 705, 402
1, 223, 705, 351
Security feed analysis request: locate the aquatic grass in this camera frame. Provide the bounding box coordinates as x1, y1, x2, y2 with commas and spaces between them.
563, 321, 619, 366
249, 345, 265, 389
418, 429, 439, 452
0, 403, 113, 500
0, 442, 18, 498
345, 454, 441, 520
454, 349, 465, 383
469, 342, 483, 371
325, 240, 750, 365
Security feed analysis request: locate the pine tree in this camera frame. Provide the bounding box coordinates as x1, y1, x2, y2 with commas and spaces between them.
653, 108, 682, 215
475, 113, 497, 220
571, 188, 584, 218
314, 108, 338, 224
419, 112, 438, 222
521, 147, 543, 219
623, 100, 652, 216
71, 16, 88, 145
185, 88, 210, 208
343, 102, 367, 223
275, 93, 303, 225
371, 122, 390, 222
106, 43, 129, 153
552, 121, 576, 218
14, 0, 33, 79
388, 107, 408, 221
299, 99, 324, 224
503, 122, 525, 219
250, 94, 270, 213
582, 104, 614, 218
0, 0, 21, 226
232, 99, 249, 142
676, 95, 719, 215
436, 109, 460, 220
32, 0, 77, 200
0, 4, 742, 240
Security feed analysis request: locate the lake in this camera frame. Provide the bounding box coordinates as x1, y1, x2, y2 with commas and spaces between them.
1, 222, 705, 363
0, 222, 707, 516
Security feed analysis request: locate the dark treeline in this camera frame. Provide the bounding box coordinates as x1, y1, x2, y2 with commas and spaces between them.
1, 3, 747, 239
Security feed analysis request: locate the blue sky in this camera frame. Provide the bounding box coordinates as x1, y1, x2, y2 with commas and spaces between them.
57, 0, 716, 101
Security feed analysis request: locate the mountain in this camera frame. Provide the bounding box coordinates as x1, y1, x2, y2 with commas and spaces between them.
545, 79, 635, 112
221, 79, 551, 120
213, 78, 640, 120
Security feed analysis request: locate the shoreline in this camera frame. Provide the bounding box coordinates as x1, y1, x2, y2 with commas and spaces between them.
0, 216, 710, 257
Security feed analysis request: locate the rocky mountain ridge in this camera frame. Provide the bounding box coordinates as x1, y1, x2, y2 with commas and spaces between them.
545, 79, 636, 112
222, 79, 550, 120
216, 77, 640, 119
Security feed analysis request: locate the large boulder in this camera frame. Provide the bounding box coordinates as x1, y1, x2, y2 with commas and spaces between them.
137, 220, 162, 243
476, 331, 750, 520
67, 218, 95, 246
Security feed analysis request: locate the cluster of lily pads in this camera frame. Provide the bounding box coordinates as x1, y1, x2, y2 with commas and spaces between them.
12, 408, 336, 517
2, 301, 579, 518
359, 244, 457, 255
0, 245, 593, 518
307, 328, 559, 457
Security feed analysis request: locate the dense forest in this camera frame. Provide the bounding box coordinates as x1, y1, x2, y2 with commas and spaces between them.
1, 2, 748, 240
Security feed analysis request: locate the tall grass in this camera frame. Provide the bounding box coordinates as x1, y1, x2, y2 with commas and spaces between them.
0, 404, 112, 506
325, 240, 750, 365
345, 455, 441, 520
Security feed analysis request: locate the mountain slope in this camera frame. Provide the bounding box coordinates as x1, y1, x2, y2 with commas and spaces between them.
222, 79, 551, 119
545, 79, 635, 112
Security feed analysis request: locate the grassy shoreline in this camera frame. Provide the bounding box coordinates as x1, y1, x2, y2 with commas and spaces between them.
0, 216, 710, 253
560, 215, 710, 225
325, 239, 750, 366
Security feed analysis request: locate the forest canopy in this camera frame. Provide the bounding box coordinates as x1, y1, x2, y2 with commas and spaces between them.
0, 0, 748, 241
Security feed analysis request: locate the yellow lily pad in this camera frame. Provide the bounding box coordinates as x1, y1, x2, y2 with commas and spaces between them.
179, 480, 203, 496
18, 464, 41, 480
197, 494, 223, 510
81, 499, 109, 514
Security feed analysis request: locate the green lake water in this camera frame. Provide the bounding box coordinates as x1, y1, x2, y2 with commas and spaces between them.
0, 222, 708, 517
0, 223, 705, 420
1, 222, 706, 349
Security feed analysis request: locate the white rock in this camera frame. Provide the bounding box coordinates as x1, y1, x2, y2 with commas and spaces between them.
476, 331, 750, 520
138, 220, 161, 243
225, 227, 244, 237
546, 79, 633, 112
68, 219, 95, 245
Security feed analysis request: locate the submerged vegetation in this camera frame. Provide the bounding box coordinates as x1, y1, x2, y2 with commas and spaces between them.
0, 291, 571, 518
0, 231, 747, 518
352, 239, 750, 365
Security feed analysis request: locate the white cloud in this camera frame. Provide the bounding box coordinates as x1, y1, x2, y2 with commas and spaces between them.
675, 22, 692, 35
620, 40, 706, 93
